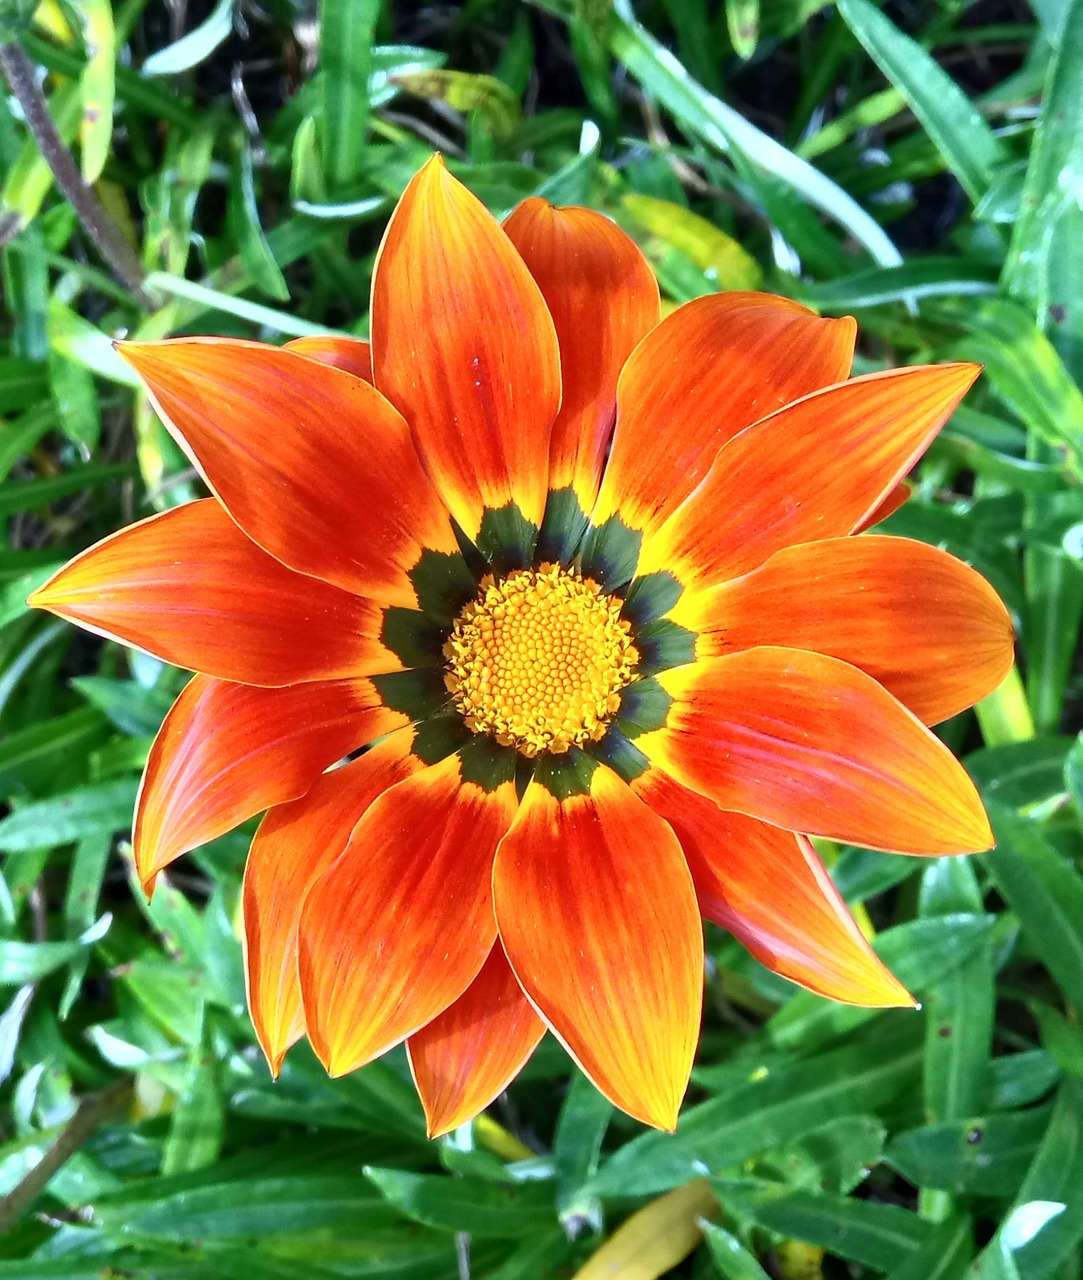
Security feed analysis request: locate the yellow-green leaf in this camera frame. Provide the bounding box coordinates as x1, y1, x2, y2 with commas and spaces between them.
78, 0, 115, 183
392, 70, 521, 137
622, 194, 763, 290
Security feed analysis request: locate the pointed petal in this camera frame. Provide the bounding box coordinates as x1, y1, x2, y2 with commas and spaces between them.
680, 535, 1014, 725
286, 335, 373, 382
407, 943, 545, 1137
299, 754, 517, 1075
503, 198, 659, 510
28, 500, 397, 686
134, 675, 405, 889
371, 156, 561, 542
635, 770, 913, 1007
593, 293, 856, 531
116, 338, 459, 607
637, 363, 981, 587
493, 764, 702, 1130
243, 734, 421, 1073
854, 480, 911, 532
640, 648, 993, 854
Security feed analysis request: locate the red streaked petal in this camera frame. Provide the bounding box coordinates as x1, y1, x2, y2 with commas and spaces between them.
854, 480, 911, 532
299, 754, 516, 1076
116, 338, 459, 607
407, 942, 545, 1138
285, 335, 373, 383
593, 293, 856, 531
637, 363, 980, 587
243, 734, 421, 1074
493, 764, 702, 1130
503, 198, 659, 510
642, 648, 993, 854
134, 675, 405, 889
635, 770, 914, 1007
371, 156, 561, 545
28, 499, 397, 686
680, 535, 1014, 725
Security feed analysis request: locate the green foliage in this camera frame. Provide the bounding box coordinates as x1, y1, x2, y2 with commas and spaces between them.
1, 0, 1082, 1276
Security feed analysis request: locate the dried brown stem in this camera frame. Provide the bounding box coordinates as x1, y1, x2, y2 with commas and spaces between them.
0, 1080, 133, 1235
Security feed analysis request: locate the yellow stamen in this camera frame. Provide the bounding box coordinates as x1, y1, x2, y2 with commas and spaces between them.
445, 564, 638, 757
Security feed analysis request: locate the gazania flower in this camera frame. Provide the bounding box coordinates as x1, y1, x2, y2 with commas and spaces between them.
31, 156, 1013, 1135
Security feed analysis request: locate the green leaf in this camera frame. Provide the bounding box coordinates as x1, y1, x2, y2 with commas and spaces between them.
920, 859, 995, 1124
883, 1212, 974, 1280
596, 3, 903, 265
0, 778, 138, 852
758, 1115, 886, 1194
886, 1108, 1052, 1196
716, 1178, 931, 1269
0, 708, 107, 794
766, 914, 996, 1053
591, 1021, 921, 1195
364, 1167, 556, 1237
552, 1070, 610, 1226
142, 0, 235, 76
985, 805, 1083, 1014
227, 145, 289, 302
1002, 0, 1083, 364
71, 676, 173, 738
163, 1024, 225, 1174
966, 738, 1074, 810
977, 1081, 1083, 1276
320, 0, 381, 187
0, 914, 109, 984
835, 0, 1008, 203
701, 1221, 773, 1279
927, 296, 1083, 479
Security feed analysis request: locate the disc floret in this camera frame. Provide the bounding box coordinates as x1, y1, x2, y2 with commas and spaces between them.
444, 564, 639, 756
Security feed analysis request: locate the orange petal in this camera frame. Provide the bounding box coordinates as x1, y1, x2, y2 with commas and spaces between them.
854, 480, 911, 532
244, 734, 421, 1073
679, 536, 1015, 725
593, 293, 856, 532
641, 648, 993, 854
503, 198, 659, 511
134, 675, 405, 889
371, 156, 561, 549
28, 499, 397, 686
299, 753, 517, 1075
637, 363, 980, 587
286, 335, 373, 383
116, 338, 459, 607
635, 770, 913, 1007
407, 942, 545, 1137
493, 764, 702, 1130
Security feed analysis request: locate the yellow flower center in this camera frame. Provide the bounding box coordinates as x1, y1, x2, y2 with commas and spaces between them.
444, 564, 639, 757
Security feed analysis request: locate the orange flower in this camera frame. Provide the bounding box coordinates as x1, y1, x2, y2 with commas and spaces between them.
31, 157, 1013, 1136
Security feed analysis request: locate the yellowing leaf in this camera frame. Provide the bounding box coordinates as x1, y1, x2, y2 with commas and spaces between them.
777, 1239, 826, 1280
392, 70, 521, 137
572, 1179, 719, 1279
78, 0, 116, 183
32, 0, 72, 41
623, 194, 763, 291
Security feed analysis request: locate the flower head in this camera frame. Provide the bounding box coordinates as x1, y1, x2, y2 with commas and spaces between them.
31, 156, 1013, 1135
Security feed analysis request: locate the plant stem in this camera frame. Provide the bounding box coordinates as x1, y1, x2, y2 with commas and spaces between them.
0, 1080, 133, 1233
0, 42, 154, 307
